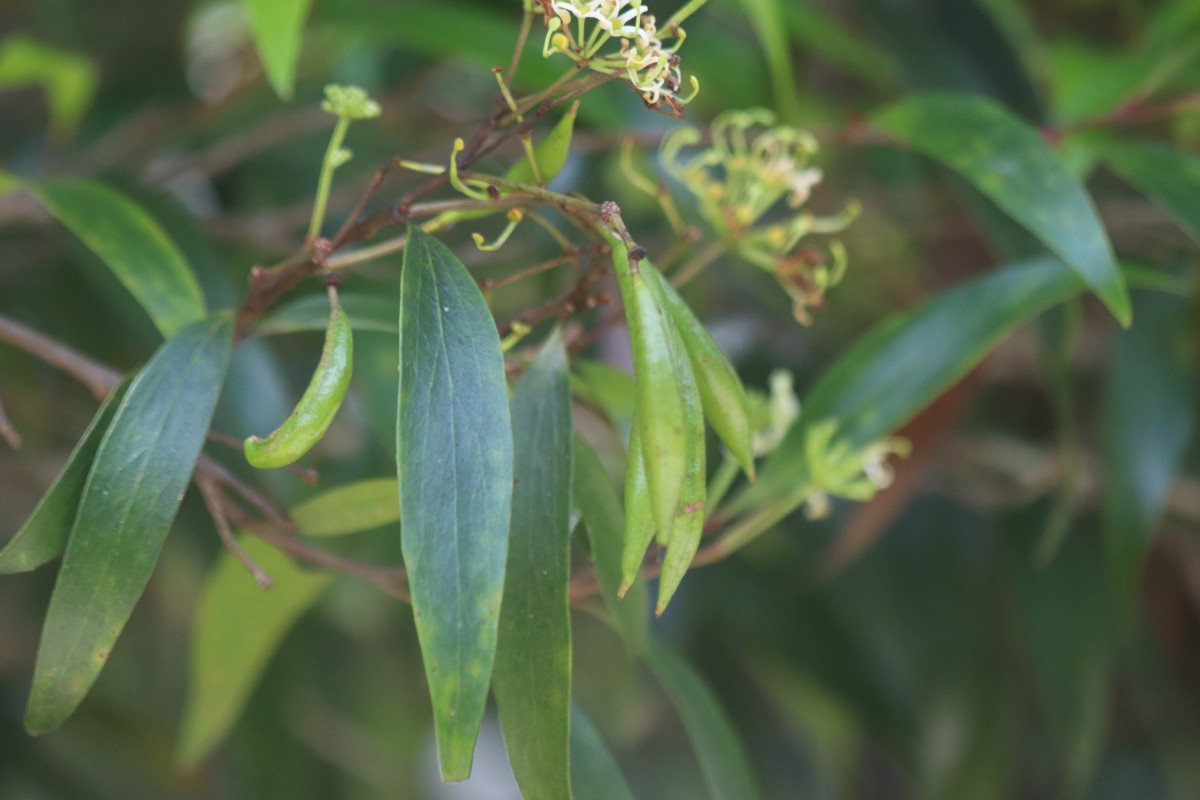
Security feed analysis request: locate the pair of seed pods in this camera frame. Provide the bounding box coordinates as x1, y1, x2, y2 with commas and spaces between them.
602, 220, 756, 614
244, 284, 353, 469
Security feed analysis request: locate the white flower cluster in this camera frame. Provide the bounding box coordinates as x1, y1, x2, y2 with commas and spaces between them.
537, 0, 701, 114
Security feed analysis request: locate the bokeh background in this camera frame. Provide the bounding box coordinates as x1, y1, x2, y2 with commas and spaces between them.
2, 0, 1199, 797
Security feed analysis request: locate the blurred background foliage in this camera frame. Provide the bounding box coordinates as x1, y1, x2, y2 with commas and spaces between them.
2, 0, 1199, 798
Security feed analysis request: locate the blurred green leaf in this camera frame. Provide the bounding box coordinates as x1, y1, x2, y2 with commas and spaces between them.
397, 227, 512, 781
571, 360, 636, 428
0, 380, 129, 574
782, 0, 898, 87
257, 292, 399, 336
573, 435, 648, 655
25, 314, 234, 735
570, 705, 635, 800
30, 180, 207, 339
1103, 292, 1198, 595
494, 329, 573, 800
747, 256, 1082, 510
241, 0, 312, 99
645, 641, 761, 800
290, 478, 399, 536
736, 0, 802, 122
177, 535, 331, 767
1103, 139, 1200, 245
875, 94, 1129, 325
0, 36, 96, 140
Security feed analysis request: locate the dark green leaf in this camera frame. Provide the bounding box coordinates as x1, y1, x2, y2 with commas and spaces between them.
1103, 292, 1198, 595
290, 478, 400, 537
747, 256, 1082, 510
241, 0, 311, 99
30, 180, 206, 338
0, 380, 128, 574
494, 329, 573, 800
1103, 139, 1200, 245
736, 0, 802, 122
644, 641, 761, 800
256, 292, 399, 336
573, 436, 648, 655
177, 535, 331, 767
25, 313, 234, 734
570, 706, 635, 800
397, 227, 512, 781
875, 94, 1129, 325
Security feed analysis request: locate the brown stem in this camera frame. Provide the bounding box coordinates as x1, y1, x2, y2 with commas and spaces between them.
198, 474, 274, 588
0, 313, 121, 399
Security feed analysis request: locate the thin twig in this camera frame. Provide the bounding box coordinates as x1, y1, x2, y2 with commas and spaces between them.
0, 392, 22, 448
0, 313, 120, 399
198, 474, 274, 588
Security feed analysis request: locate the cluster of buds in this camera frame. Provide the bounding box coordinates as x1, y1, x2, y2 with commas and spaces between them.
536, 0, 703, 115
799, 421, 909, 520
661, 108, 859, 323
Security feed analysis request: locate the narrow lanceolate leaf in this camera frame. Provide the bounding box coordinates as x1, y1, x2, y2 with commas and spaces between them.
494, 329, 573, 800
1103, 292, 1198, 596
570, 706, 635, 800
25, 314, 233, 735
178, 536, 330, 767
573, 436, 648, 655
652, 270, 755, 479
653, 320, 707, 617
0, 380, 128, 574
743, 256, 1083, 511
30, 180, 206, 338
241, 0, 312, 99
290, 478, 400, 537
644, 641, 761, 800
505, 100, 580, 186
604, 231, 688, 537
397, 226, 513, 781
875, 94, 1130, 326
1103, 139, 1200, 244
621, 418, 658, 592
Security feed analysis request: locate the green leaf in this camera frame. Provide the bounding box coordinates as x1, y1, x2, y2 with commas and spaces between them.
290, 478, 400, 537
25, 314, 234, 735
397, 226, 512, 781
257, 292, 399, 336
1103, 139, 1200, 245
1102, 292, 1199, 596
177, 536, 331, 767
653, 268, 755, 479
569, 706, 635, 800
241, 0, 312, 99
0, 381, 128, 574
875, 94, 1130, 326
644, 641, 761, 800
783, 0, 898, 88
737, 0, 802, 122
573, 436, 648, 655
571, 360, 636, 428
494, 329, 573, 800
30, 180, 206, 339
621, 418, 658, 589
0, 36, 97, 140
747, 256, 1083, 510
505, 100, 580, 186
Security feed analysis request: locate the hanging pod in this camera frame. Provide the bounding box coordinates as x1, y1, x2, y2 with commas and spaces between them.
244, 284, 353, 468
601, 224, 689, 540
650, 268, 756, 480
620, 414, 656, 597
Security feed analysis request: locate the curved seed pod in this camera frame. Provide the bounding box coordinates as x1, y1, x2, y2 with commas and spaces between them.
620, 414, 656, 596
601, 223, 688, 539
647, 284, 707, 616
244, 285, 353, 468
505, 100, 580, 186
650, 267, 756, 480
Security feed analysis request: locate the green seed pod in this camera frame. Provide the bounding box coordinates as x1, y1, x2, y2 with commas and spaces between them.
244, 286, 353, 468
619, 415, 656, 597
505, 100, 580, 186
652, 313, 706, 617
601, 223, 688, 539
647, 266, 756, 480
